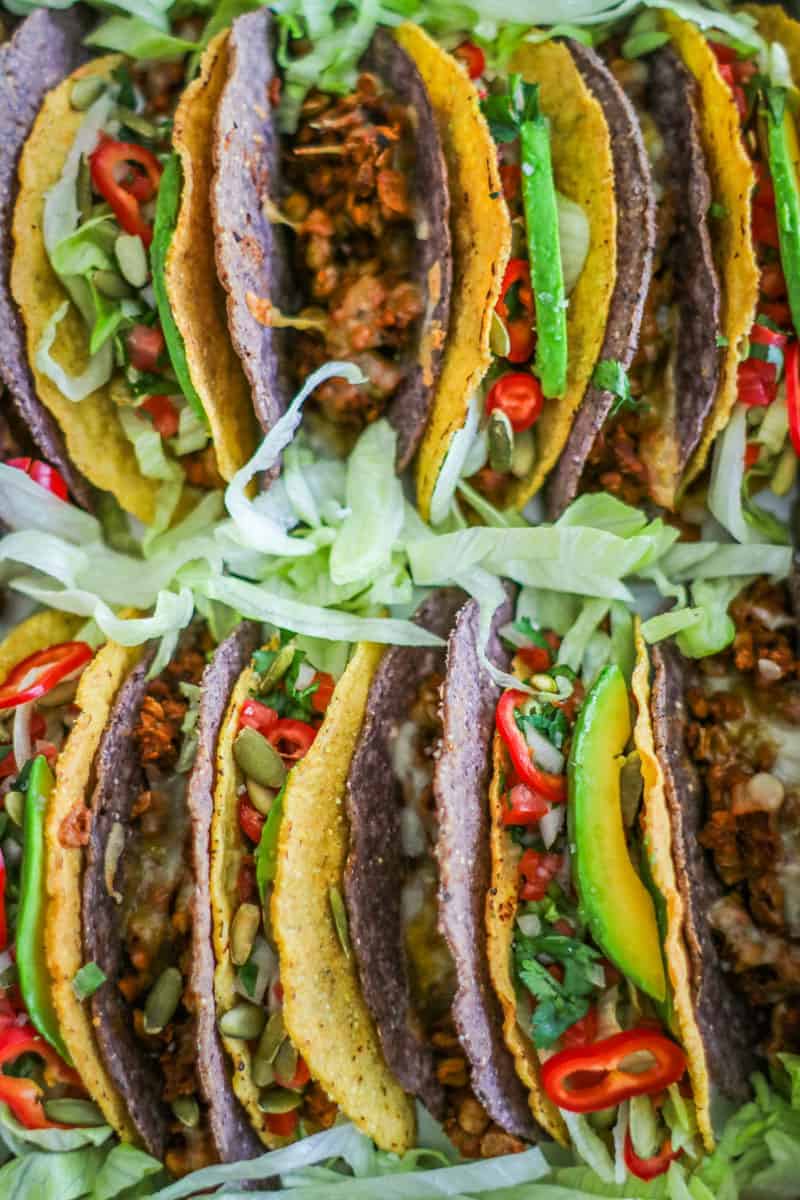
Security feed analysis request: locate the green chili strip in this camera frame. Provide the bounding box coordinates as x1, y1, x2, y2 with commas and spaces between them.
766, 88, 800, 336
17, 756, 72, 1062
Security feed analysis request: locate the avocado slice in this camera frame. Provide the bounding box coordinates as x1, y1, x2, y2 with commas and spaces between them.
765, 88, 800, 336
568, 664, 666, 1002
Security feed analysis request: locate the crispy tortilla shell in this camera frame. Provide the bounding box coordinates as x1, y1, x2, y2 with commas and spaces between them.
167, 32, 258, 484
0, 610, 81, 680
403, 23, 512, 520
272, 642, 415, 1154
0, 9, 91, 508
663, 12, 759, 492
10, 56, 158, 524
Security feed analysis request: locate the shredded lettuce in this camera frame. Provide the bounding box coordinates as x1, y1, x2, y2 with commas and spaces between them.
329, 420, 404, 586
429, 393, 482, 527
35, 301, 113, 402
85, 14, 199, 57
709, 403, 790, 544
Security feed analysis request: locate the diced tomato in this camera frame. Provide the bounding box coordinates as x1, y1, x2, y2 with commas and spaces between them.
602, 959, 622, 987
518, 849, 562, 901
709, 41, 737, 65
500, 163, 521, 203
310, 672, 335, 714
496, 259, 534, 322
275, 1055, 311, 1090
237, 857, 257, 903
561, 1006, 598, 1049
238, 798, 265, 845
506, 317, 536, 364
0, 849, 6, 953
754, 164, 777, 212
36, 742, 58, 767
553, 918, 574, 937
140, 396, 179, 439
761, 262, 787, 300
753, 204, 780, 250
517, 644, 551, 673
265, 1109, 299, 1138
737, 357, 777, 407
504, 783, 550, 827
744, 441, 761, 470
0, 751, 16, 781
239, 698, 279, 737
751, 323, 788, 349
760, 301, 793, 327
486, 372, 544, 433
454, 40, 486, 79
267, 718, 316, 763
127, 324, 165, 373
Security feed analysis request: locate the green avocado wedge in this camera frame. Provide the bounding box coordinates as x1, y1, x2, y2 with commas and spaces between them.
568, 664, 666, 1002
765, 88, 800, 336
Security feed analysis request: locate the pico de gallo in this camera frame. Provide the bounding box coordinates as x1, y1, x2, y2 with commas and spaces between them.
711, 40, 800, 498
221, 634, 339, 1143
41, 63, 220, 508
493, 620, 697, 1179
0, 631, 99, 1131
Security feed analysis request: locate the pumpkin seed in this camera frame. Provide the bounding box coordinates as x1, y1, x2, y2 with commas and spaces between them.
219, 1001, 266, 1040
531, 673, 556, 693
246, 778, 275, 816
274, 1036, 298, 1085
254, 1010, 286, 1082
115, 234, 149, 289
490, 310, 511, 358
510, 427, 536, 478
77, 155, 93, 224
93, 270, 134, 300
771, 441, 797, 496
328, 885, 351, 960
114, 106, 161, 140
259, 643, 295, 692
488, 409, 514, 473
231, 902, 261, 967
43, 1098, 105, 1126
4, 791, 23, 827
251, 1052, 276, 1088
70, 76, 107, 111
257, 1086, 303, 1114
144, 966, 183, 1034
171, 1096, 200, 1128
234, 727, 286, 789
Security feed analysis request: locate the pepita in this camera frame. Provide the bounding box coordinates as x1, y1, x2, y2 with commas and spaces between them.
77, 155, 93, 224
531, 673, 557, 693
256, 1009, 286, 1070
246, 778, 275, 816
43, 1098, 105, 1126
171, 1095, 200, 1128
231, 902, 261, 967
4, 791, 23, 827
771, 441, 797, 496
70, 76, 107, 111
490, 310, 511, 358
144, 966, 183, 1035
115, 234, 149, 289
257, 1086, 303, 1114
488, 408, 514, 473
259, 643, 295, 692
251, 1053, 276, 1088
510, 427, 536, 479
114, 106, 162, 140
219, 1001, 266, 1040
274, 1036, 298, 1086
234, 727, 286, 789
328, 885, 351, 959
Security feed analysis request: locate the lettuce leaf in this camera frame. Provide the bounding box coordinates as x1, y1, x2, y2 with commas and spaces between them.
329, 420, 404, 586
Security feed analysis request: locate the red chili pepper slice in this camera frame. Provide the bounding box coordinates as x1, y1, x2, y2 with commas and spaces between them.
486, 373, 544, 433
496, 690, 566, 802
0, 847, 6, 953
6, 458, 69, 501
0, 642, 92, 711
752, 203, 780, 249
506, 318, 537, 364
786, 342, 800, 456
0, 1024, 80, 1128
140, 396, 179, 438
239, 698, 279, 738
89, 138, 162, 247
454, 40, 486, 79
709, 41, 737, 64
127, 324, 166, 373
496, 258, 534, 322
540, 1028, 687, 1113
265, 1108, 299, 1138
504, 785, 550, 828
238, 798, 265, 845
500, 163, 521, 203
310, 672, 335, 715
624, 1130, 682, 1181
267, 718, 316, 763
750, 323, 788, 349
737, 357, 777, 407
518, 848, 562, 900
744, 441, 761, 470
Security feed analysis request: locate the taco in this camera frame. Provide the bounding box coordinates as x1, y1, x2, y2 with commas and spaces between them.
343, 588, 541, 1156
486, 612, 715, 1178
0, 9, 92, 508
0, 611, 111, 1130
647, 573, 800, 1107
211, 631, 414, 1153
212, 11, 452, 472
46, 619, 267, 1171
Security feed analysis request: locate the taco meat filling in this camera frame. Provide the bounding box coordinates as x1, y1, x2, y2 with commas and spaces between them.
685, 579, 800, 1054
281, 74, 424, 430
394, 672, 524, 1159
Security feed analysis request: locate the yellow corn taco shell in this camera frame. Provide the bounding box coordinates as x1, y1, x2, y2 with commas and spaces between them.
211, 645, 414, 1152
10, 56, 159, 524
0, 610, 81, 680
662, 13, 759, 492
398, 24, 511, 522
633, 620, 713, 1151
45, 637, 145, 1143
166, 32, 258, 483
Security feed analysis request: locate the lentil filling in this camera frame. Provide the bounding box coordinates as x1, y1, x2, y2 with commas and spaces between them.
685, 580, 800, 1054
281, 73, 424, 430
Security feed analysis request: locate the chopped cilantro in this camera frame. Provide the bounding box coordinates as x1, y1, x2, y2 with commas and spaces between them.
716, 334, 729, 347
514, 617, 551, 655
520, 704, 569, 751
514, 932, 603, 1048
260, 650, 318, 720
72, 962, 107, 1002
238, 958, 258, 999
481, 74, 541, 144
708, 201, 728, 220
593, 359, 637, 417
253, 648, 277, 678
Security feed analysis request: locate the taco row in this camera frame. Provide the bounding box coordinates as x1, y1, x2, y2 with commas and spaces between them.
0, 571, 795, 1179
1, 6, 799, 521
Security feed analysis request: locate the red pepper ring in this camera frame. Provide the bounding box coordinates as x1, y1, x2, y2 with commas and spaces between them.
786, 341, 800, 457
267, 717, 317, 763
0, 1023, 81, 1129
496, 690, 566, 803
540, 1028, 687, 1113
89, 136, 162, 247
0, 642, 93, 711
623, 1130, 682, 1181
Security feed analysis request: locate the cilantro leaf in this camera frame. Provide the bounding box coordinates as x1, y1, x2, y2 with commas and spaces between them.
521, 704, 569, 751
515, 954, 591, 1048
514, 616, 551, 655
481, 74, 541, 143
593, 359, 637, 417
